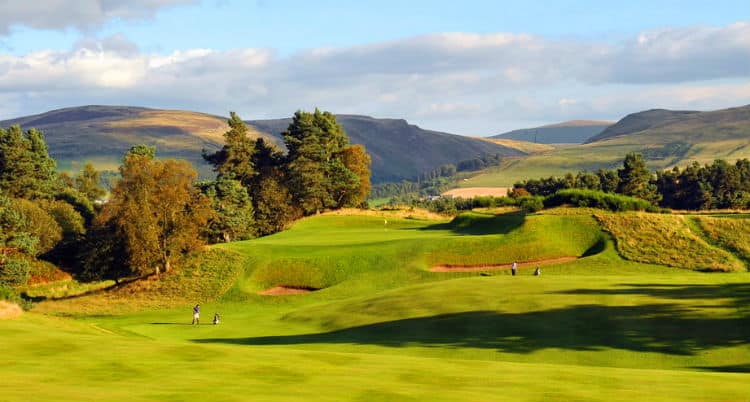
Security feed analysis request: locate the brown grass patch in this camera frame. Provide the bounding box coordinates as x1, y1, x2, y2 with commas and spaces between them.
430, 256, 577, 272
443, 187, 510, 198
259, 286, 318, 296
0, 301, 23, 319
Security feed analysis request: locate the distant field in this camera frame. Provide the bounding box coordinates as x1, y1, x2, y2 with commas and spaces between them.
4, 208, 750, 401
443, 187, 509, 198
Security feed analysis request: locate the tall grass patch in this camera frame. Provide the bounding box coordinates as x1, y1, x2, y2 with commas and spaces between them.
596, 213, 744, 271
695, 216, 750, 266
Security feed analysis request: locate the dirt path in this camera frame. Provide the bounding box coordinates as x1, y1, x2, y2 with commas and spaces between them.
430, 256, 577, 272
258, 286, 318, 296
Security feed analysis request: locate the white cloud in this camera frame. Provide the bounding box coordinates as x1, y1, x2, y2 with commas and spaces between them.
0, 23, 749, 134
0, 0, 194, 34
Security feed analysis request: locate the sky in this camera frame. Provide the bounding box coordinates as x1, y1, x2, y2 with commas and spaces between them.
0, 0, 748, 135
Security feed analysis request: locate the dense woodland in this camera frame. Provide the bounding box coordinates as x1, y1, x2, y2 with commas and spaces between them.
513, 153, 750, 210
0, 110, 370, 299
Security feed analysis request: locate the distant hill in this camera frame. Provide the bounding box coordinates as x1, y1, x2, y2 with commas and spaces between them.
0, 106, 520, 183
491, 120, 613, 144
586, 106, 750, 144
0, 105, 279, 174
461, 105, 750, 188
249, 115, 522, 182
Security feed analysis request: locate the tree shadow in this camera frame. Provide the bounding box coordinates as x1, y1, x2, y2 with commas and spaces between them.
193, 303, 749, 357
555, 283, 750, 309
419, 211, 525, 235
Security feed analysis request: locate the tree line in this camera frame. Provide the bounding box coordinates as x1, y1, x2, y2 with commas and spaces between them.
513, 153, 750, 210
0, 109, 371, 298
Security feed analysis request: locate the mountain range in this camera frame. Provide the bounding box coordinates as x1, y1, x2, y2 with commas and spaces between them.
0, 106, 520, 182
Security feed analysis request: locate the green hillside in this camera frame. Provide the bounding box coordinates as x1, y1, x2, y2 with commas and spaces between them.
462, 105, 750, 187
6, 208, 750, 401
491, 120, 613, 144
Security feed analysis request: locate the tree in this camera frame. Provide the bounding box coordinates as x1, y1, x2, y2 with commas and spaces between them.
617, 153, 661, 204
203, 112, 256, 186
248, 138, 301, 235
283, 109, 357, 214
99, 145, 213, 276
338, 144, 371, 207
199, 178, 256, 242
75, 163, 106, 202
0, 126, 58, 199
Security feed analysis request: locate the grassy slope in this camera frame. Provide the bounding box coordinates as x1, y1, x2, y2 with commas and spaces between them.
3, 209, 750, 401
461, 106, 750, 188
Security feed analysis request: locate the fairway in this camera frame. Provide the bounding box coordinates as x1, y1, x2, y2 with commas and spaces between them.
4, 210, 750, 401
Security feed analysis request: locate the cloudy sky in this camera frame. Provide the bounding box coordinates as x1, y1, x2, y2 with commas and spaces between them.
0, 0, 748, 135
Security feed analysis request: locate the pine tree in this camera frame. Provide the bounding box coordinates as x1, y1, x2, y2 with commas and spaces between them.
203, 112, 256, 186
617, 153, 661, 204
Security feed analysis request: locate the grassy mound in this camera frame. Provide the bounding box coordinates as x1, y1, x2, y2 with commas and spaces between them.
219, 210, 604, 298
595, 213, 745, 272
695, 216, 750, 265
34, 249, 247, 316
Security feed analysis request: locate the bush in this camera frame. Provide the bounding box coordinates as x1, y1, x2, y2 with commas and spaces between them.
544, 189, 653, 212
11, 198, 62, 255
0, 257, 31, 287
517, 196, 544, 212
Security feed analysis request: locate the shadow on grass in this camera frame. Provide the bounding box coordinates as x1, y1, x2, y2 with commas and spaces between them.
193, 303, 749, 358
556, 283, 750, 309
420, 211, 525, 235
693, 364, 750, 373
150, 322, 194, 326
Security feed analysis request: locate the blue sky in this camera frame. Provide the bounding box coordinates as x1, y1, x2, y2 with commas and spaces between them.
0, 0, 749, 134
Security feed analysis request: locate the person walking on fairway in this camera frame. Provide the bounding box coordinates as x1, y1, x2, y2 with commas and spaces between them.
213, 312, 220, 325
534, 266, 541, 276
511, 261, 517, 276
192, 304, 200, 325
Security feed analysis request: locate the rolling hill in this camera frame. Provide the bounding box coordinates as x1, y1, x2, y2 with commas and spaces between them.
491, 120, 613, 144
0, 106, 520, 182
462, 105, 750, 187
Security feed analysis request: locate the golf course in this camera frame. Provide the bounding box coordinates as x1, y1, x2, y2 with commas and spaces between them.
5, 208, 750, 401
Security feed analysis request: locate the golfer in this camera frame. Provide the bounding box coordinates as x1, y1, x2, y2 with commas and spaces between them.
511, 261, 517, 276
192, 304, 200, 325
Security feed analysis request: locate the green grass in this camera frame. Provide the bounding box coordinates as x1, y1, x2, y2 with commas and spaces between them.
696, 216, 750, 263
3, 209, 750, 401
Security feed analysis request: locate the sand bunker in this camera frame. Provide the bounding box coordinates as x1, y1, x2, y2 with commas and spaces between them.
430, 256, 577, 272
0, 301, 23, 319
259, 286, 319, 296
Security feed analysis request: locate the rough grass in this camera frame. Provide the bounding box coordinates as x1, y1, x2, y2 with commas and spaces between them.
595, 213, 745, 272
34, 248, 247, 316
695, 216, 750, 265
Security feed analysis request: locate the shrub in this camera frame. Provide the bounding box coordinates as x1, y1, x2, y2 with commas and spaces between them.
0, 257, 31, 287
544, 189, 653, 212
517, 196, 544, 212
11, 198, 62, 255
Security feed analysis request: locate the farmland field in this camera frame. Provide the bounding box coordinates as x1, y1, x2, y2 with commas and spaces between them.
4, 209, 750, 401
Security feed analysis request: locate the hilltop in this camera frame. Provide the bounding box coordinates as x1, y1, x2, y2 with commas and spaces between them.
491, 120, 613, 144
0, 106, 519, 182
